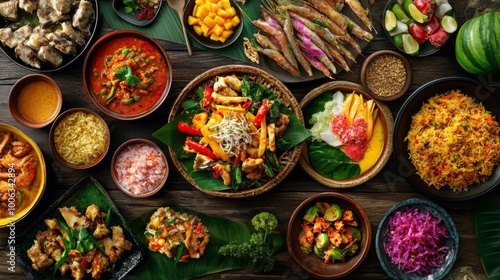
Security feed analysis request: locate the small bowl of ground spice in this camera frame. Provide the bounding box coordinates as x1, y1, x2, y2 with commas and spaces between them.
50, 108, 110, 169
361, 50, 412, 102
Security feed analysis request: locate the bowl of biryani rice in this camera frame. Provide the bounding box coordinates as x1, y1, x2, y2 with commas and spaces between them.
49, 108, 110, 169
111, 138, 168, 198
393, 77, 500, 202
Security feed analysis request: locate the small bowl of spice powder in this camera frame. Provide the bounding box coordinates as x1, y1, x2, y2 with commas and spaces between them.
361, 50, 412, 102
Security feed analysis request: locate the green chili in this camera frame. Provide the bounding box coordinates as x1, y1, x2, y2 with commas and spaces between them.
175, 241, 186, 265
106, 87, 116, 104
124, 98, 134, 105
57, 219, 75, 249
105, 208, 111, 227
133, 95, 141, 101
53, 236, 70, 274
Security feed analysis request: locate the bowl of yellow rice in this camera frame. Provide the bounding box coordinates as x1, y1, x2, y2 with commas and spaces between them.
393, 77, 500, 202
49, 108, 110, 169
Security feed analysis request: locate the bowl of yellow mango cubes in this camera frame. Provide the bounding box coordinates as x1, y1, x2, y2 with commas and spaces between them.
184, 0, 243, 49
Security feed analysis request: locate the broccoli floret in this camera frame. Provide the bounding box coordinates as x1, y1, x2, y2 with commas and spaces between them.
218, 212, 279, 273
251, 212, 278, 236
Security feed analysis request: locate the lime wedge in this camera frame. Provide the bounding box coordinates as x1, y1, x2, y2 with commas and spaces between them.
391, 3, 410, 23
385, 10, 398, 32
408, 3, 428, 23
402, 0, 413, 15
393, 33, 404, 48
441, 15, 457, 33
402, 34, 419, 56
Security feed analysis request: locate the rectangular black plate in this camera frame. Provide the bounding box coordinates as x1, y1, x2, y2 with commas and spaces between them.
14, 176, 145, 279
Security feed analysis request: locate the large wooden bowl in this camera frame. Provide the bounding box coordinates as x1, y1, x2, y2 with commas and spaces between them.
168, 65, 304, 198
299, 81, 394, 188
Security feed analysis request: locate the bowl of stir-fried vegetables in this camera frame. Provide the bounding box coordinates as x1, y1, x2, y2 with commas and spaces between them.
153, 65, 309, 198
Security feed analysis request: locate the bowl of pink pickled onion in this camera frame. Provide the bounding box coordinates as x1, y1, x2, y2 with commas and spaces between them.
111, 138, 169, 198
375, 198, 459, 279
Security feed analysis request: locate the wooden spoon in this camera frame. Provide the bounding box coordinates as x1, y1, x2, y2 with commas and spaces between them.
167, 0, 192, 55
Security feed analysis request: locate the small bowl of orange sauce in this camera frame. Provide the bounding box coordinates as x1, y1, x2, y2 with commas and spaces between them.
9, 74, 62, 129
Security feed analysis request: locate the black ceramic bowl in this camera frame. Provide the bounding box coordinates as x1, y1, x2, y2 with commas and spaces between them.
376, 198, 459, 279
183, 0, 243, 49
0, 0, 100, 72
393, 77, 500, 202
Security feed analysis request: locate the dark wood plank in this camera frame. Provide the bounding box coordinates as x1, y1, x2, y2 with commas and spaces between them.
0, 0, 498, 279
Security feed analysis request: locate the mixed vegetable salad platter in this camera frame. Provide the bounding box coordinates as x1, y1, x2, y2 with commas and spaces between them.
153, 65, 309, 197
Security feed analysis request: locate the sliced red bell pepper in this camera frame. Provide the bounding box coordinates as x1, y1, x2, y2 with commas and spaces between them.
253, 99, 271, 127
195, 223, 203, 233
179, 254, 190, 262
212, 164, 223, 178
150, 243, 163, 250
177, 122, 202, 135
203, 86, 213, 102
242, 100, 252, 109
185, 138, 219, 160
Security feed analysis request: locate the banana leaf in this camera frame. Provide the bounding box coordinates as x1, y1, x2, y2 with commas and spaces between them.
98, 0, 261, 62
125, 206, 286, 279
152, 97, 309, 191
474, 196, 500, 280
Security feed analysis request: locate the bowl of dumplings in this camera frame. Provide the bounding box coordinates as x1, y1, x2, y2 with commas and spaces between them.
0, 0, 99, 72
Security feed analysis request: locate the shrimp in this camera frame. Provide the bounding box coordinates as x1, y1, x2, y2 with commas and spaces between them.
0, 154, 37, 187
11, 141, 32, 157
0, 133, 10, 153
345, 0, 374, 31
252, 19, 299, 71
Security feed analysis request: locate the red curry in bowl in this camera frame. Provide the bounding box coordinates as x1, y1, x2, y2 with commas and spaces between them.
83, 30, 172, 120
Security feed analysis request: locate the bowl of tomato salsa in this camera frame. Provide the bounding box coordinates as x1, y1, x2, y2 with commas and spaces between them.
83, 30, 173, 120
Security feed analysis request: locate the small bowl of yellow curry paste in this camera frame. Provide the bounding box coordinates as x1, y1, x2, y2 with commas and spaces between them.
9, 74, 63, 129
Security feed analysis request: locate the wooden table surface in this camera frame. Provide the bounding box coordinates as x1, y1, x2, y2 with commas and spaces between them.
1, 0, 499, 279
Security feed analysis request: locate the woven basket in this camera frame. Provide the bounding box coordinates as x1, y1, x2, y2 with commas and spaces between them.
299, 81, 394, 188
168, 65, 304, 198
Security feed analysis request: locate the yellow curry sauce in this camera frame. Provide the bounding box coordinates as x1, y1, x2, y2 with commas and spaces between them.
18, 80, 59, 122
89, 36, 168, 115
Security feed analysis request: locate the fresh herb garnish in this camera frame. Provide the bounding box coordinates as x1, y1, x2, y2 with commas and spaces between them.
122, 0, 139, 13
115, 66, 141, 86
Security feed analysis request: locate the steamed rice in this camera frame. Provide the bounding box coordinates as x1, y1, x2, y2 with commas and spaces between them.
406, 90, 500, 191
53, 111, 108, 165
114, 143, 167, 195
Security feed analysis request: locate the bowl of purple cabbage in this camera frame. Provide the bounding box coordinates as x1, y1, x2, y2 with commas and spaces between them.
375, 198, 458, 279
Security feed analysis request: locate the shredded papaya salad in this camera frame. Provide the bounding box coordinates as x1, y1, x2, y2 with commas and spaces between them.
383, 207, 450, 276
176, 75, 290, 191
